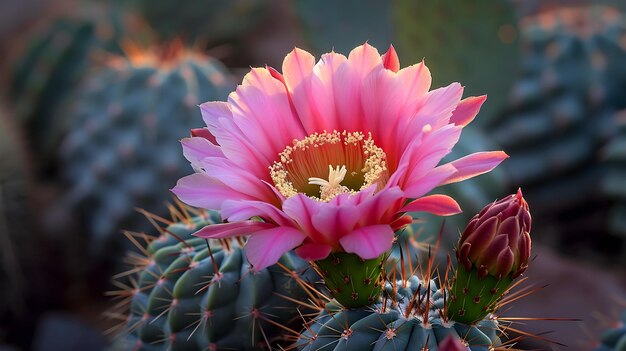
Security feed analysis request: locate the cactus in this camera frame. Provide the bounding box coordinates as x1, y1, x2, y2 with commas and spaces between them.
488, 6, 626, 262
295, 275, 500, 351
59, 42, 234, 250
128, 0, 267, 45
8, 12, 125, 166
447, 190, 531, 325
394, 0, 519, 125
595, 309, 626, 351
112, 209, 319, 350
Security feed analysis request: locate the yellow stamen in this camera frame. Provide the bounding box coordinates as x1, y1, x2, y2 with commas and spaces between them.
269, 130, 388, 202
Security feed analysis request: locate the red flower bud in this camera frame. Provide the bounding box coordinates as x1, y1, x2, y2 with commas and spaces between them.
457, 189, 532, 279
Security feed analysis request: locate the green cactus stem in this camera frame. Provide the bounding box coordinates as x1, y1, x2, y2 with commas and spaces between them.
447, 265, 512, 325
314, 253, 384, 309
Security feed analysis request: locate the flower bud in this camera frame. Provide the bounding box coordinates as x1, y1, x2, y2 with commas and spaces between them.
457, 188, 531, 280
448, 189, 532, 325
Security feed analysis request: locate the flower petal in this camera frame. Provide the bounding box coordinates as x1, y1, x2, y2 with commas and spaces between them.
296, 243, 333, 261
246, 227, 307, 271
172, 174, 254, 209
229, 67, 306, 160
450, 95, 487, 127
402, 194, 462, 216
193, 221, 274, 239
403, 163, 458, 199
199, 157, 277, 203
181, 137, 223, 168
339, 225, 395, 260
441, 151, 509, 186
221, 200, 293, 226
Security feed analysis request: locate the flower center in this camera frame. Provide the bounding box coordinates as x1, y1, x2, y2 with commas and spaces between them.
270, 130, 388, 201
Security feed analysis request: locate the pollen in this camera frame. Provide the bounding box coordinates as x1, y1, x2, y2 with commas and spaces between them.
269, 130, 388, 201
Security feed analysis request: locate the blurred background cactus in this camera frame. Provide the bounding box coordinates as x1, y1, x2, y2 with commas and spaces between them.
0, 0, 625, 350
58, 41, 233, 257
488, 5, 626, 264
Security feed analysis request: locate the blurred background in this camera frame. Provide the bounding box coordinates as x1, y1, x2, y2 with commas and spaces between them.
0, 0, 625, 350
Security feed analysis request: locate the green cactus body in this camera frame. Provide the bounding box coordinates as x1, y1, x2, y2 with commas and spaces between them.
60, 48, 234, 248
117, 211, 318, 350
595, 310, 626, 351
446, 266, 511, 325
295, 276, 499, 351
315, 253, 384, 309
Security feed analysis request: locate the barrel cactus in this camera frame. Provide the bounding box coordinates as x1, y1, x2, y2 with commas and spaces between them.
112, 209, 319, 350
295, 275, 500, 351
488, 5, 626, 262
8, 13, 125, 166
59, 43, 234, 250
595, 309, 626, 351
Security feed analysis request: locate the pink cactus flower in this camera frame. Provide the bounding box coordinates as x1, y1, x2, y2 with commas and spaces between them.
172, 43, 508, 271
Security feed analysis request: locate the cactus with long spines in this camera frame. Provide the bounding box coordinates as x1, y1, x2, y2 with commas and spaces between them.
59, 43, 234, 250
295, 275, 500, 351
112, 209, 319, 350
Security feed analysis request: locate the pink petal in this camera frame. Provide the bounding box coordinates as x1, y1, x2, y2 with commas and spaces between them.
229, 67, 306, 161
194, 220, 274, 239
403, 163, 458, 199
450, 95, 487, 127
199, 101, 231, 130
295, 243, 333, 261
381, 44, 400, 72
172, 174, 254, 209
199, 157, 277, 203
339, 225, 395, 260
398, 125, 462, 192
401, 194, 462, 216
282, 48, 324, 133
212, 116, 270, 179
440, 151, 509, 186
311, 203, 360, 244
396, 83, 463, 151
221, 200, 293, 227
355, 187, 405, 226
181, 137, 223, 167
245, 227, 307, 271
308, 52, 348, 132
347, 43, 383, 77
282, 194, 323, 241
190, 128, 218, 145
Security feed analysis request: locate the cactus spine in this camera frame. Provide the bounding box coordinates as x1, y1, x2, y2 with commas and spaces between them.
113, 209, 318, 350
